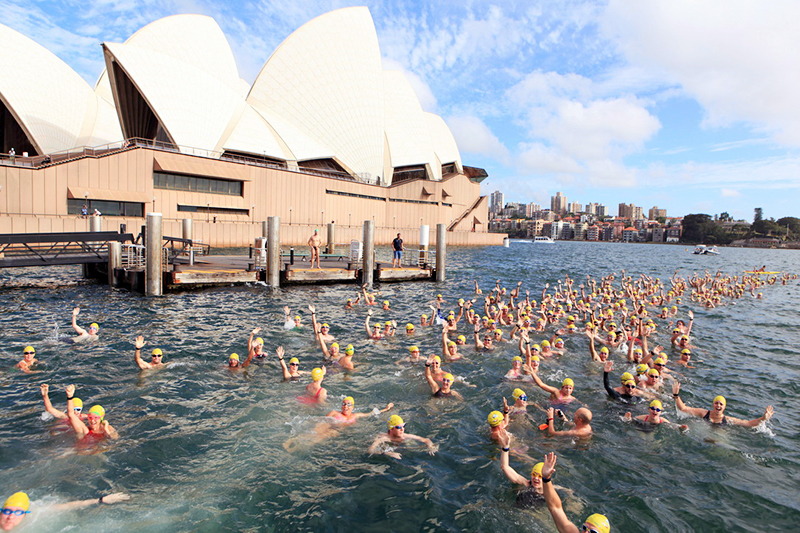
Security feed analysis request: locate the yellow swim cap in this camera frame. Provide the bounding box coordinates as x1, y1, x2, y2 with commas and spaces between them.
447, 341, 456, 347
436, 294, 442, 298
650, 399, 663, 410
321, 324, 330, 329
488, 410, 504, 427
562, 378, 574, 388
151, 348, 163, 356
512, 356, 523, 363
3, 491, 29, 511
584, 514, 610, 533
409, 346, 419, 353
531, 462, 544, 478
636, 364, 649, 375
433, 356, 441, 363
255, 337, 264, 345
90, 323, 99, 330
713, 395, 726, 406
289, 357, 299, 364
311, 368, 324, 381
383, 301, 389, 305
600, 347, 609, 354
331, 343, 339, 349
620, 372, 634, 383
385, 321, 392, 326
654, 357, 666, 365
343, 396, 354, 406
229, 353, 239, 361
406, 323, 415, 330
648, 368, 660, 377
421, 314, 428, 319
443, 373, 454, 382
623, 379, 636, 387
532, 344, 541, 351
494, 329, 502, 335
555, 338, 564, 344
541, 340, 550, 347
512, 388, 526, 399
72, 398, 83, 409
388, 414, 404, 427
457, 335, 466, 342
88, 405, 105, 419
531, 355, 540, 362
681, 349, 691, 355
23, 346, 35, 354
345, 344, 354, 355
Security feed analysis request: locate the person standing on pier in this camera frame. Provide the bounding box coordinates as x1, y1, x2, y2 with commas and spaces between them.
392, 232, 404, 268
308, 229, 321, 269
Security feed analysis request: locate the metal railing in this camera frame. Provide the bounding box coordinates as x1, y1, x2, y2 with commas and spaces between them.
121, 244, 145, 270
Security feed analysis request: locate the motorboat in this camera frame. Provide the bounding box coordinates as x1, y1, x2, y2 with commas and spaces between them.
693, 245, 720, 255
533, 236, 555, 243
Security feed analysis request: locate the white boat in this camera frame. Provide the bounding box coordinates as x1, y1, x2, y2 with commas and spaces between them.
533, 236, 555, 244
693, 245, 720, 255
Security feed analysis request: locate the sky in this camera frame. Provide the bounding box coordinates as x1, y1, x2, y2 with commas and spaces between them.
2, 0, 799, 221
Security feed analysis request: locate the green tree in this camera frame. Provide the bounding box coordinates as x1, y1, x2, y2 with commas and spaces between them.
754, 207, 763, 223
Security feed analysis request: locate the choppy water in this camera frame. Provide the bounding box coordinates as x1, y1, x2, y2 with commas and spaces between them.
1, 241, 799, 532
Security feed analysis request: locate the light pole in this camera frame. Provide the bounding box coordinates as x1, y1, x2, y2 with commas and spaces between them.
206, 202, 210, 223
152, 196, 156, 213
289, 207, 293, 226
251, 204, 256, 224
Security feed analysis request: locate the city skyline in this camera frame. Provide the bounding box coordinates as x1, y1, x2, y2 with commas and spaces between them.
2, 0, 798, 221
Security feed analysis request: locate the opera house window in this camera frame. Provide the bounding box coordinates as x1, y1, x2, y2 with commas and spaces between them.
154, 171, 243, 196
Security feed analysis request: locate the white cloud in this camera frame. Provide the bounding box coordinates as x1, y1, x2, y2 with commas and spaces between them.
602, 0, 800, 147
721, 188, 741, 197
446, 115, 510, 163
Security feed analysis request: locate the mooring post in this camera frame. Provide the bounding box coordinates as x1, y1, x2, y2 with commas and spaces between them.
145, 212, 163, 296
182, 218, 194, 265
83, 215, 103, 278
503, 237, 510, 248
89, 215, 102, 233
255, 237, 267, 270
362, 220, 375, 289
262, 220, 268, 239
326, 222, 336, 254
435, 223, 446, 282
267, 216, 280, 288
419, 224, 430, 266
108, 241, 121, 287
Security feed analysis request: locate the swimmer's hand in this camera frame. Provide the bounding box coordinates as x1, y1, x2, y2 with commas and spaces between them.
134, 336, 146, 350
385, 451, 402, 460
276, 346, 285, 359
497, 430, 511, 449
542, 452, 557, 479
623, 412, 632, 421
763, 405, 774, 422
72, 307, 80, 317
427, 443, 438, 455
66, 384, 76, 397
40, 383, 49, 395
251, 327, 261, 335
367, 309, 373, 316
100, 493, 130, 505
604, 360, 614, 373
308, 304, 315, 313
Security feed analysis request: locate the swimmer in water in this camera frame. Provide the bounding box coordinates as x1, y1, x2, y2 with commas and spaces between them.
276, 347, 305, 380
248, 328, 266, 359
487, 410, 510, 444
368, 414, 436, 460
283, 307, 302, 330
302, 367, 327, 403
227, 349, 254, 370
395, 345, 423, 365
40, 384, 87, 422
544, 407, 593, 437
624, 400, 688, 431
497, 432, 559, 509
602, 361, 649, 403
365, 310, 383, 340
64, 385, 118, 440
283, 397, 394, 453
308, 305, 335, 342
425, 355, 463, 399
675, 349, 695, 369
0, 491, 130, 531
541, 452, 610, 533
70, 307, 99, 342
405, 323, 415, 335
15, 346, 39, 373
532, 375, 578, 404
504, 356, 533, 382
442, 325, 462, 361
133, 336, 166, 370
672, 382, 774, 426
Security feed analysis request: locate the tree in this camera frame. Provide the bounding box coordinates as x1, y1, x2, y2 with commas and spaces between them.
754, 208, 763, 223
719, 212, 732, 222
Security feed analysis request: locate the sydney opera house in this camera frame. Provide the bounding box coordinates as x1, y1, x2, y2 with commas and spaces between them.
0, 7, 500, 246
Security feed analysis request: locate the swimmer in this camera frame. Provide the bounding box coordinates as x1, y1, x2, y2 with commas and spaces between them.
247, 327, 266, 359
284, 398, 395, 453
365, 310, 383, 340
308, 305, 335, 343
133, 336, 166, 370
497, 433, 562, 509
640, 368, 662, 391
442, 325, 462, 361
396, 345, 423, 365
302, 367, 327, 403
532, 375, 578, 404
588, 336, 610, 363
361, 284, 376, 306
624, 400, 688, 431
504, 356, 533, 382
64, 385, 118, 440
672, 382, 774, 426
70, 307, 99, 342
368, 414, 436, 460
40, 384, 87, 422
283, 307, 302, 330
544, 407, 593, 437
335, 344, 356, 371
487, 410, 510, 444
227, 350, 254, 370
405, 323, 415, 335
426, 355, 445, 383
541, 453, 610, 533
425, 355, 463, 399
383, 320, 397, 337
345, 295, 359, 309
15, 346, 39, 373
276, 347, 305, 380
506, 388, 531, 417
473, 323, 495, 351
420, 313, 431, 327
602, 361, 645, 403
382, 300, 391, 311
675, 349, 695, 369
0, 491, 129, 531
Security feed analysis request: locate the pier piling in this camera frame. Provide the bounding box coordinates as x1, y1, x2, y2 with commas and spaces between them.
435, 223, 446, 282
362, 220, 375, 289
108, 241, 121, 287
267, 216, 280, 288
326, 223, 336, 254
145, 213, 163, 296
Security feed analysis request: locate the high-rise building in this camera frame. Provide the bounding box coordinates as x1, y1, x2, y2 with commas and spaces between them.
569, 201, 582, 214
618, 203, 631, 219
631, 206, 643, 220
597, 204, 607, 217
490, 190, 504, 215
526, 202, 541, 217
551, 192, 567, 216
648, 206, 667, 220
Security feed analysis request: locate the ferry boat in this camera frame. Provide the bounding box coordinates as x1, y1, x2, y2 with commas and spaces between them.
533, 236, 555, 244
693, 245, 720, 255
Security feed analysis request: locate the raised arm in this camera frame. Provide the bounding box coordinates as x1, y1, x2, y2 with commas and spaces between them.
65, 385, 89, 437
602, 360, 617, 397
442, 324, 450, 357
685, 310, 695, 336
672, 382, 706, 417
309, 305, 320, 335
727, 405, 774, 427
353, 403, 395, 420
532, 372, 558, 395
283, 305, 291, 323
588, 335, 600, 362
541, 453, 579, 533
365, 310, 373, 336
40, 384, 67, 419
248, 327, 261, 353
134, 336, 152, 370
424, 354, 440, 394
71, 307, 87, 335
473, 322, 482, 350
275, 346, 292, 380
498, 432, 527, 485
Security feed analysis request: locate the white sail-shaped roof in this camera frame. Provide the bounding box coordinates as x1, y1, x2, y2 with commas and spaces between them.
425, 113, 462, 172
248, 7, 386, 182
219, 104, 295, 161
383, 70, 440, 182
0, 22, 121, 154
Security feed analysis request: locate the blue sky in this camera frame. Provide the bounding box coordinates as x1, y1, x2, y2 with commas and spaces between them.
3, 0, 799, 221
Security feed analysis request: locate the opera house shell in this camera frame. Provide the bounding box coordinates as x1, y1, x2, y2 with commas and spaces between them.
0, 7, 498, 247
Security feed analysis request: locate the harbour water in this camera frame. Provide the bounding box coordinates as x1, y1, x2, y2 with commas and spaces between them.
1, 241, 799, 532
